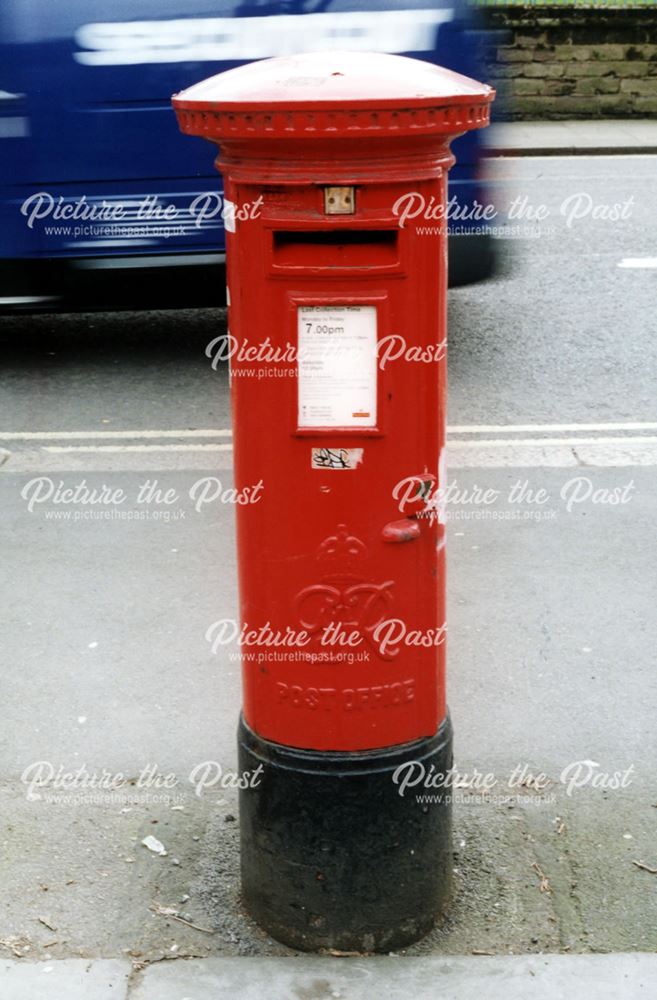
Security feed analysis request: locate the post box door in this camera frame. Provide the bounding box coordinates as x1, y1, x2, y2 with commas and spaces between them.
226, 177, 447, 752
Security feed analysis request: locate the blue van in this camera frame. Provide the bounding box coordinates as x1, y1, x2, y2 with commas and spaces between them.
0, 0, 494, 310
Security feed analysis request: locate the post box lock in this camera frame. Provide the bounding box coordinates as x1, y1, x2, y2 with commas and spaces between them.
384, 472, 437, 539
419, 475, 437, 498
399, 473, 438, 517
323, 186, 355, 215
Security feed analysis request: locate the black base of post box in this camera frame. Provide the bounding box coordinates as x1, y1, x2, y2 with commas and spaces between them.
237, 714, 453, 953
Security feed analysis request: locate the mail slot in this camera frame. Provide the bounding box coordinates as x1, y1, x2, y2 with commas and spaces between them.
272, 229, 399, 268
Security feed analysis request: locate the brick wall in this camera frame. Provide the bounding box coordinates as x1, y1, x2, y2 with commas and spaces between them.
483, 5, 657, 118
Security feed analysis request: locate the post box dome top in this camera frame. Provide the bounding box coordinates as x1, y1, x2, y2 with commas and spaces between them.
173, 51, 494, 141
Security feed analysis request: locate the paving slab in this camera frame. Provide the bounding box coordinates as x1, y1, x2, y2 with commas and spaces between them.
486, 120, 657, 155
0, 959, 130, 1000
130, 954, 657, 1000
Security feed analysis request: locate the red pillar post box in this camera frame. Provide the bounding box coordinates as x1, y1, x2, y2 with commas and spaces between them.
173, 52, 493, 953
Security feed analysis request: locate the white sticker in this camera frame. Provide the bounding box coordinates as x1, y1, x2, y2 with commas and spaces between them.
223, 199, 236, 233
312, 447, 363, 470
298, 305, 377, 429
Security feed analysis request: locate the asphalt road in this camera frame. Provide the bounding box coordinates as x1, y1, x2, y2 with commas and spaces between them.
0, 155, 656, 961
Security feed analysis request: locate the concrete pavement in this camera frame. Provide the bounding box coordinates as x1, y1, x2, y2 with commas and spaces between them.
486, 119, 657, 156
3, 955, 657, 1000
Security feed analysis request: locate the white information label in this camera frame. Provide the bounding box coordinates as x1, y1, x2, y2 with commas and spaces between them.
297, 305, 377, 429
